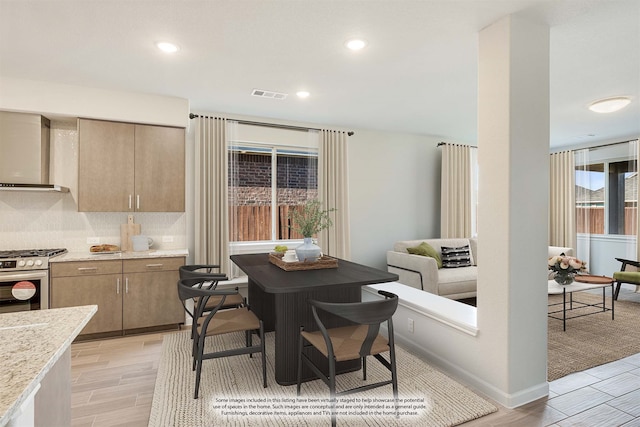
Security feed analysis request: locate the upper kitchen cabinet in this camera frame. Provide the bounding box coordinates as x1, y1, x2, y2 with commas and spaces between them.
78, 119, 185, 212
78, 119, 135, 211
134, 124, 185, 212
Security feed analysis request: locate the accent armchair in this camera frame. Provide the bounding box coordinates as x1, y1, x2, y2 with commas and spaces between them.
613, 257, 640, 300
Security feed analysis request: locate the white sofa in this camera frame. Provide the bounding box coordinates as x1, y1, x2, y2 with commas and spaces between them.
386, 238, 573, 300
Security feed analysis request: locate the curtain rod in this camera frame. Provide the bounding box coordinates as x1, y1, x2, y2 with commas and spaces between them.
189, 113, 354, 136
439, 138, 639, 151
437, 141, 477, 148
558, 138, 639, 152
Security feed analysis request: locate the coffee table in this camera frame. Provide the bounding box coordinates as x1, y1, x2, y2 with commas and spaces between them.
548, 275, 614, 331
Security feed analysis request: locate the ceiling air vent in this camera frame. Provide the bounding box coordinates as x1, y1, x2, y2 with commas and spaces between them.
251, 89, 288, 100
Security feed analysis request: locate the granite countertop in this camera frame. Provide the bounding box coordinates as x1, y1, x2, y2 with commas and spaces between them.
0, 305, 97, 426
50, 248, 189, 263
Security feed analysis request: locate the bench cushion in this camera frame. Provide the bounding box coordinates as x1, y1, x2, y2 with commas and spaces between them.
437, 266, 477, 296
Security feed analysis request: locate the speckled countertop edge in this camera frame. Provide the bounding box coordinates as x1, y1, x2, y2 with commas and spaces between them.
0, 305, 97, 426
50, 249, 189, 262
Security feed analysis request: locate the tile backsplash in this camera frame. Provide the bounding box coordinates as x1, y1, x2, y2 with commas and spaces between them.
0, 190, 186, 251
0, 120, 187, 252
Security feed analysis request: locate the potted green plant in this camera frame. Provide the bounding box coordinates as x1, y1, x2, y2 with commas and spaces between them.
289, 199, 336, 261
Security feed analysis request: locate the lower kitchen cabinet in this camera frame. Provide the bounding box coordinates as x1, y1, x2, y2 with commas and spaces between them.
122, 257, 185, 329
50, 260, 123, 335
50, 273, 123, 335
50, 256, 185, 336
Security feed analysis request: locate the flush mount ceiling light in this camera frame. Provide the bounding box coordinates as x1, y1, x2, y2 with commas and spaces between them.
156, 42, 179, 53
588, 96, 631, 113
296, 91, 310, 99
345, 38, 367, 51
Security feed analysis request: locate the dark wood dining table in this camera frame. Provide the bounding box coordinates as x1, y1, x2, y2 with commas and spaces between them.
230, 253, 399, 385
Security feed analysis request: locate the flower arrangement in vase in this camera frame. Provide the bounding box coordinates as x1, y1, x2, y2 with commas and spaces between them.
548, 253, 587, 285
288, 199, 336, 262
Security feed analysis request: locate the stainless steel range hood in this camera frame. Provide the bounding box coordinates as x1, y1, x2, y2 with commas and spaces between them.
0, 111, 69, 192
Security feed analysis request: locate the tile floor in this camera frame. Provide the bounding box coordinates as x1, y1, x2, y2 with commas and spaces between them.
463, 285, 640, 427
462, 352, 640, 427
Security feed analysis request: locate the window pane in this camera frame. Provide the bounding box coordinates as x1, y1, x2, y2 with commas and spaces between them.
576, 164, 605, 234
229, 150, 272, 241
276, 150, 317, 239
609, 160, 637, 235
575, 159, 638, 235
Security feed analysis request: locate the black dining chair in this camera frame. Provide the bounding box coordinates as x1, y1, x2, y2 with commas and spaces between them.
179, 264, 244, 312
179, 264, 228, 280
177, 277, 267, 399
296, 290, 399, 427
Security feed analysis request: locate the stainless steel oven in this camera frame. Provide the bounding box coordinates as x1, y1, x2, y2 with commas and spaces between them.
0, 249, 66, 313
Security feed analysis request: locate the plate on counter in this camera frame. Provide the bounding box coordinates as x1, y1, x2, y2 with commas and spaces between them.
89, 244, 121, 254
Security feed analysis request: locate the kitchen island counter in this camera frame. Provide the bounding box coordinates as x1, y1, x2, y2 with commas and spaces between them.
50, 248, 188, 263
0, 305, 96, 427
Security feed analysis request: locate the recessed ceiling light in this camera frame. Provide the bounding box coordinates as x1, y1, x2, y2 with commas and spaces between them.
588, 96, 631, 113
296, 91, 310, 99
345, 39, 367, 51
156, 42, 179, 53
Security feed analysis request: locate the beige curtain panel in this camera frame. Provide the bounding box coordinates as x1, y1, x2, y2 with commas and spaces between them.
194, 116, 231, 276
318, 129, 351, 260
440, 143, 472, 238
549, 150, 576, 250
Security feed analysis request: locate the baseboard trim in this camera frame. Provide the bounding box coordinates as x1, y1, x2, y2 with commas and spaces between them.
394, 333, 549, 408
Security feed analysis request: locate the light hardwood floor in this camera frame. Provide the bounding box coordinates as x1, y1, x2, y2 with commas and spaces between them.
70, 332, 165, 427
70, 287, 640, 427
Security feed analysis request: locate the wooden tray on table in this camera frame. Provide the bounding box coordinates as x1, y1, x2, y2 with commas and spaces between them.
268, 252, 338, 271
574, 274, 614, 284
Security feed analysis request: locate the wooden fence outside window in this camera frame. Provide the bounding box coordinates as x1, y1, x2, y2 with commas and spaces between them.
576, 207, 637, 235
230, 205, 306, 241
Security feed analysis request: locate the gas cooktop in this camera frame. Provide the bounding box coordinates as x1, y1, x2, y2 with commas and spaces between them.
0, 248, 68, 259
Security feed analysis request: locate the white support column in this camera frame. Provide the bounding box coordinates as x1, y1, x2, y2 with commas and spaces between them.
476, 14, 550, 406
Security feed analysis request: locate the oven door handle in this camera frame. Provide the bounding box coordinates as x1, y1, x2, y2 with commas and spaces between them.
0, 271, 47, 281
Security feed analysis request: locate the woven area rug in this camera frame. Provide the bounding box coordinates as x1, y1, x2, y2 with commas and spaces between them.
548, 292, 640, 381
149, 331, 497, 427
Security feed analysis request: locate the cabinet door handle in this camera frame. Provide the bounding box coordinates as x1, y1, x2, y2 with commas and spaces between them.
128, 194, 132, 210
78, 267, 98, 272
146, 263, 163, 268
125, 277, 129, 294
116, 278, 120, 294
136, 195, 140, 210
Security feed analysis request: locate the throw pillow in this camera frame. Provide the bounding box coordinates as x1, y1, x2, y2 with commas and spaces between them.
441, 245, 472, 268
406, 242, 443, 268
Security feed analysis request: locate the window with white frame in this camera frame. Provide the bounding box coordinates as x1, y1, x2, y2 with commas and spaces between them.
575, 141, 638, 236
228, 126, 318, 244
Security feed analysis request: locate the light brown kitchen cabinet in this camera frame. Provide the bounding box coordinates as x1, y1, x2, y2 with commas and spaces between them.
78, 120, 135, 212
50, 260, 123, 335
122, 257, 185, 329
50, 257, 185, 336
78, 118, 185, 212
134, 125, 185, 212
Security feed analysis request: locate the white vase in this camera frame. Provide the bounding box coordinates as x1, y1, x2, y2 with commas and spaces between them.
295, 237, 322, 262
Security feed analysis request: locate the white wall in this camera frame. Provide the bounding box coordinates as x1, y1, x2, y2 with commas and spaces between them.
474, 14, 550, 407
0, 77, 189, 128
577, 234, 636, 275
347, 129, 441, 269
